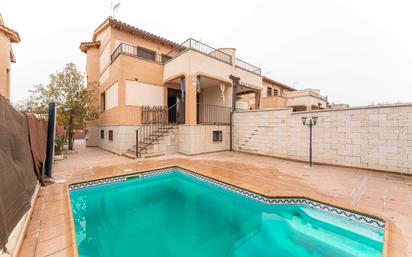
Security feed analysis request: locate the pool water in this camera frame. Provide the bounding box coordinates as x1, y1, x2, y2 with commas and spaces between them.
70, 170, 384, 257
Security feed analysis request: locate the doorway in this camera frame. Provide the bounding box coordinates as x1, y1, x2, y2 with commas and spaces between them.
167, 88, 184, 123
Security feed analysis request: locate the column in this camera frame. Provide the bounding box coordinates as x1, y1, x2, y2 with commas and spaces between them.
185, 75, 197, 125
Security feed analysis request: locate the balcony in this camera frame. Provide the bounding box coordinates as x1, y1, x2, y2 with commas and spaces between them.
111, 43, 166, 64
163, 38, 232, 65
163, 38, 262, 88
285, 89, 328, 111
235, 58, 261, 75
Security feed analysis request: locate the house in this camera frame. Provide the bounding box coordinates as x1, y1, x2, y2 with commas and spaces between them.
240, 77, 328, 111
0, 15, 20, 99
80, 17, 328, 157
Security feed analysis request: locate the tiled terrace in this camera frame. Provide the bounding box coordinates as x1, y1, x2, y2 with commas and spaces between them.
18, 141, 412, 257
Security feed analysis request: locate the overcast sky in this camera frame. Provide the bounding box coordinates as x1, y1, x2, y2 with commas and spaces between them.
2, 0, 412, 106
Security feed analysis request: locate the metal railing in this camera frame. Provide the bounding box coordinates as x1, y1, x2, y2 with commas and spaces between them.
111, 43, 161, 63
235, 58, 261, 75
163, 38, 232, 64
135, 103, 184, 158
197, 103, 231, 125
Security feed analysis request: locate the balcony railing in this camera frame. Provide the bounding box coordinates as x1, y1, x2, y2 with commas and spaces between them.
163, 38, 232, 65
235, 58, 261, 75
197, 103, 231, 125
111, 43, 161, 63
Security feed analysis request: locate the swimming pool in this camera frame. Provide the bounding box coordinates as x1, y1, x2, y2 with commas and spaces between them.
69, 167, 384, 257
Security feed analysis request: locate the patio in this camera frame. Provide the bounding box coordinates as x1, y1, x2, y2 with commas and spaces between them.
18, 140, 412, 257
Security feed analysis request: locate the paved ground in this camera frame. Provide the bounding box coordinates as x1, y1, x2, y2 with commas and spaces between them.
18, 140, 412, 257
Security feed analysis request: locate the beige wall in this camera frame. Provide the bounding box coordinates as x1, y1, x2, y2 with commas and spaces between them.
125, 80, 163, 106
179, 125, 230, 155
234, 104, 412, 174
0, 32, 11, 98
201, 84, 232, 107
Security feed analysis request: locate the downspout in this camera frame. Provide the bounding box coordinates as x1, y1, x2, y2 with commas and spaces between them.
229, 75, 240, 151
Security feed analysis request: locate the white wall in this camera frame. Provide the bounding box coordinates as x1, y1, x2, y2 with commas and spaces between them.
202, 85, 232, 107
125, 80, 164, 106
234, 104, 412, 174
99, 43, 111, 73
105, 81, 118, 110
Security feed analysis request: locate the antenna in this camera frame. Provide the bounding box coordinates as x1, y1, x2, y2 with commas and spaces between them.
111, 2, 120, 18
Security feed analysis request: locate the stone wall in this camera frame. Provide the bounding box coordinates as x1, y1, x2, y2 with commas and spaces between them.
233, 104, 412, 174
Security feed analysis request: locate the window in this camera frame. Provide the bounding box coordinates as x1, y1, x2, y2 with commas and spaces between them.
213, 131, 222, 142
137, 47, 156, 61
273, 89, 278, 96
100, 130, 104, 139
267, 87, 272, 97
109, 130, 113, 141
100, 92, 106, 112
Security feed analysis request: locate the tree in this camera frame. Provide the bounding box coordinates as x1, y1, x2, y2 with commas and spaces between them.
28, 63, 98, 150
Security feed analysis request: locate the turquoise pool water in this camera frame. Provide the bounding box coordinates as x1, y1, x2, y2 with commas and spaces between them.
70, 170, 384, 257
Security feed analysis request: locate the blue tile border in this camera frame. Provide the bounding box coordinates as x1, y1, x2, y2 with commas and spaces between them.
68, 166, 385, 230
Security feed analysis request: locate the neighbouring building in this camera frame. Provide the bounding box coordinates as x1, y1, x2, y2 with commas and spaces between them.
80, 17, 328, 157
0, 15, 20, 99
240, 77, 328, 111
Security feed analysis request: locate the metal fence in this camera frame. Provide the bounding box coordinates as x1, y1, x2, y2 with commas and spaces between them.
111, 43, 160, 63
163, 38, 232, 64
197, 103, 231, 125
235, 58, 262, 75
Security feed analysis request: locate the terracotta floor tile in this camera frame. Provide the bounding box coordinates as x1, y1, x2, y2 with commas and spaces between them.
34, 231, 74, 257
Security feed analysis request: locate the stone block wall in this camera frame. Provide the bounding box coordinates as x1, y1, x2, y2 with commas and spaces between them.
233, 104, 412, 174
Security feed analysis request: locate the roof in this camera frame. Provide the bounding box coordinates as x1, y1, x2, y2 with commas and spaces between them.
262, 76, 295, 91
79, 41, 101, 53
92, 17, 179, 47
0, 14, 20, 43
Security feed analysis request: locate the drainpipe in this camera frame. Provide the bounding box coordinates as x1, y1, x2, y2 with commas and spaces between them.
229, 75, 240, 151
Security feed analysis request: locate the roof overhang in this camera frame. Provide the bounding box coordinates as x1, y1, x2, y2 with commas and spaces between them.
92, 17, 179, 48
0, 25, 20, 43
262, 76, 295, 91
79, 41, 101, 53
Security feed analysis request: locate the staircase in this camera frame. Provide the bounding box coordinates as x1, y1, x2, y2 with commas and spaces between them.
123, 103, 182, 159
238, 128, 260, 152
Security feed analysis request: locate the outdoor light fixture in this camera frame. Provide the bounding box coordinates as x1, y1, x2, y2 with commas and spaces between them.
301, 116, 307, 125
301, 116, 319, 167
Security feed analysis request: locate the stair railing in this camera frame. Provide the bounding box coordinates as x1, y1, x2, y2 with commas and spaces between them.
135, 103, 181, 158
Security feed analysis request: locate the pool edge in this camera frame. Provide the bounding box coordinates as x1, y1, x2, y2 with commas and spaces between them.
66, 165, 391, 257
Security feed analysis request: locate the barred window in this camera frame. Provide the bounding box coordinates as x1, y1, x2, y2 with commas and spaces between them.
109, 130, 113, 141
213, 131, 222, 142
100, 130, 104, 139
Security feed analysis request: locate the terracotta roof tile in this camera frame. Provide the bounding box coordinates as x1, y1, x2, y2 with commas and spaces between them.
92, 17, 179, 47
79, 41, 101, 53
0, 24, 20, 43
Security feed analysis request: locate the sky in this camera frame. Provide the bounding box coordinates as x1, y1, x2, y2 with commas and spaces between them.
2, 0, 412, 106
